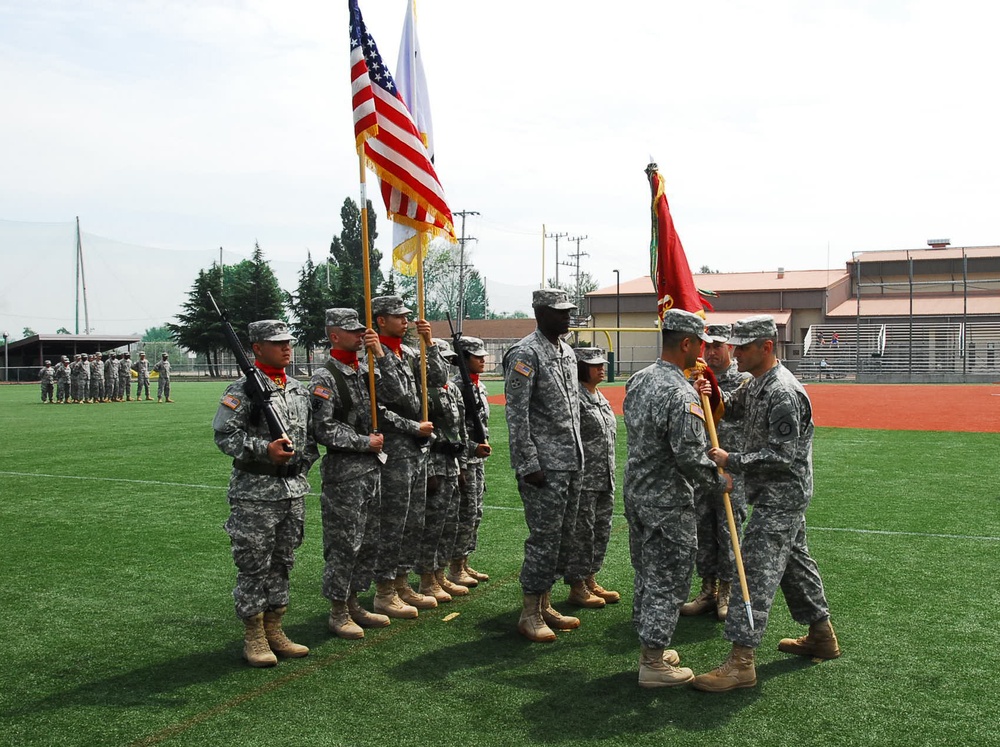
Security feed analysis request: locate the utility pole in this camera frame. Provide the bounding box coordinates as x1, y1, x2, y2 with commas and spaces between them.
545, 230, 568, 286
454, 209, 479, 333
563, 235, 589, 309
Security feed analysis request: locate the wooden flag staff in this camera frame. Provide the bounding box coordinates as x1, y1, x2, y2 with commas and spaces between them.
358, 156, 379, 430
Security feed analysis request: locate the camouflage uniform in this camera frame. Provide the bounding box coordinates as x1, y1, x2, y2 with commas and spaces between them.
120, 354, 132, 400
504, 322, 584, 595
720, 319, 832, 649
214, 321, 318, 621
565, 368, 617, 583
90, 354, 105, 402
154, 355, 171, 400
80, 355, 92, 402
54, 358, 70, 403
38, 362, 55, 402
309, 309, 406, 603
105, 354, 119, 400
133, 355, 150, 399
69, 355, 84, 402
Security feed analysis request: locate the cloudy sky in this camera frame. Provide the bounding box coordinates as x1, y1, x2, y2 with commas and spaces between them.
3, 0, 999, 335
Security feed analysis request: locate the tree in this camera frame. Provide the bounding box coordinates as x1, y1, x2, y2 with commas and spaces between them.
288, 252, 335, 372
395, 242, 489, 322
329, 198, 382, 314
55, 327, 71, 335
142, 325, 172, 342
699, 265, 721, 274
488, 309, 530, 319
23, 327, 36, 337
224, 241, 287, 346
168, 264, 226, 377
463, 269, 489, 320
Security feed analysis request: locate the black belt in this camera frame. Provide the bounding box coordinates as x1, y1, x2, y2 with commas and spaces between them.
233, 459, 304, 478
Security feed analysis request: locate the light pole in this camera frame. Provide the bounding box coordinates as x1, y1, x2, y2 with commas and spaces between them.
613, 269, 620, 380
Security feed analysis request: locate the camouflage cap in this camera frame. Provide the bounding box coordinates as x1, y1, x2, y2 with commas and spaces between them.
161, 352, 168, 358
432, 338, 458, 360
456, 335, 488, 357
325, 308, 365, 331
532, 288, 576, 310
62, 356, 69, 361
574, 347, 607, 365
728, 315, 778, 346
73, 354, 81, 359
371, 295, 412, 317
704, 323, 732, 344
661, 309, 712, 342
96, 353, 103, 359
45, 359, 51, 365
139, 351, 146, 356
248, 319, 295, 343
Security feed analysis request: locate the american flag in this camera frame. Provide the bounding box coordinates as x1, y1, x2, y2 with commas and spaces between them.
349, 0, 455, 243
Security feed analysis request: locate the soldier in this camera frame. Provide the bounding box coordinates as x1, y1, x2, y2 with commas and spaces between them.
417, 339, 470, 602
55, 356, 70, 403
91, 353, 105, 403
105, 352, 119, 401
503, 288, 585, 642
309, 308, 401, 639
564, 347, 619, 608
623, 309, 730, 688
133, 351, 151, 400
69, 354, 84, 403
681, 323, 753, 621
120, 352, 133, 401
446, 335, 492, 585
214, 319, 318, 667
693, 315, 840, 693
80, 354, 93, 403
371, 295, 447, 618
38, 360, 55, 403
154, 352, 173, 403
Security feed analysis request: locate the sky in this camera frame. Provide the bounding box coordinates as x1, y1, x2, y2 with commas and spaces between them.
3, 0, 1000, 336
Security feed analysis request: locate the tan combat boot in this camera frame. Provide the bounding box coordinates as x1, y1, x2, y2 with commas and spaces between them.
242, 613, 278, 667
262, 606, 309, 658
436, 568, 469, 597
374, 579, 419, 619
567, 579, 606, 608
716, 580, 732, 620
778, 618, 841, 659
328, 600, 365, 640
419, 572, 452, 603
586, 575, 621, 604
447, 558, 478, 588
518, 594, 557, 642
464, 557, 489, 582
395, 574, 437, 610
347, 593, 390, 628
540, 591, 581, 630
680, 577, 717, 616
638, 646, 693, 688
691, 644, 757, 692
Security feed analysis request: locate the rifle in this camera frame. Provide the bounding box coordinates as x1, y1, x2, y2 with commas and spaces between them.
208, 292, 293, 453
446, 314, 488, 446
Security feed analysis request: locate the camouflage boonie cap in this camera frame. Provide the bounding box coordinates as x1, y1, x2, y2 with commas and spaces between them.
432, 338, 458, 360
574, 347, 607, 365
728, 315, 778, 346
326, 308, 365, 331
457, 335, 488, 357
532, 288, 576, 310
371, 295, 412, 317
661, 309, 712, 342
704, 323, 732, 344
248, 319, 295, 343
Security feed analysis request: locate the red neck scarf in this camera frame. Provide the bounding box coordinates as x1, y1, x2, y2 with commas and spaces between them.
330, 348, 359, 370
469, 373, 480, 386
255, 360, 287, 389
379, 334, 403, 357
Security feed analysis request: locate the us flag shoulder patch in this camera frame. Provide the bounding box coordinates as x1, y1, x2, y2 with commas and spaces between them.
221, 394, 241, 410
688, 402, 706, 421
312, 386, 332, 400
513, 360, 533, 378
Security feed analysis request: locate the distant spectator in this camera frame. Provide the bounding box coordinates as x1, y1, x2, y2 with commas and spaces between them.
820, 358, 830, 379
831, 333, 840, 347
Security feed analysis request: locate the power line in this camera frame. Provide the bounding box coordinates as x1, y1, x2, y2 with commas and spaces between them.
454, 210, 480, 332
544, 230, 568, 285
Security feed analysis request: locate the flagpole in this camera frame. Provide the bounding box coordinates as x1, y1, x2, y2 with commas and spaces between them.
358, 154, 379, 430
416, 231, 429, 420
699, 391, 754, 631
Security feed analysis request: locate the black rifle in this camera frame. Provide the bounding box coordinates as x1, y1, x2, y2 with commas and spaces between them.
446, 314, 488, 446
208, 292, 293, 453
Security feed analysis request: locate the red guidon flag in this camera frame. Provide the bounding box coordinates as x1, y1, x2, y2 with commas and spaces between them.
646, 162, 714, 320
349, 0, 455, 245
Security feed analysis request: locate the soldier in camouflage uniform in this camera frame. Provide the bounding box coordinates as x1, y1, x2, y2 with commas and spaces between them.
504, 288, 585, 642
564, 347, 619, 608
154, 352, 173, 402
214, 320, 318, 667
38, 360, 55, 403
80, 354, 93, 403
133, 351, 151, 400
55, 356, 70, 403
693, 315, 840, 693
91, 353, 105, 403
69, 354, 84, 403
681, 323, 753, 621
371, 295, 448, 618
445, 335, 492, 585
120, 353, 133, 401
309, 308, 405, 639
623, 310, 730, 688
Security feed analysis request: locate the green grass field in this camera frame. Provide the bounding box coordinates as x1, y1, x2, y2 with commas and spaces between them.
2, 381, 999, 747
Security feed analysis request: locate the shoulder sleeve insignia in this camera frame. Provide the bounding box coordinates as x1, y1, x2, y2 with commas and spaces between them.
221, 394, 241, 410
688, 402, 706, 421
312, 386, 332, 400
513, 360, 533, 378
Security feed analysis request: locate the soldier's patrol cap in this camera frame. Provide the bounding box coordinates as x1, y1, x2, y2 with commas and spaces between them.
139, 351, 146, 356
62, 356, 69, 361
532, 288, 576, 310
661, 309, 712, 342
371, 295, 412, 317
457, 336, 488, 357
248, 319, 295, 343
574, 347, 607, 365
727, 315, 778, 346
45, 359, 51, 365
704, 323, 732, 344
325, 308, 366, 331
73, 354, 81, 359
432, 338, 458, 361
124, 352, 131, 357
162, 352, 168, 358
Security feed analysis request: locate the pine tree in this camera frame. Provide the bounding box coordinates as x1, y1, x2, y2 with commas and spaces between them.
168, 264, 226, 377
288, 252, 335, 373
224, 241, 287, 346
329, 198, 382, 313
